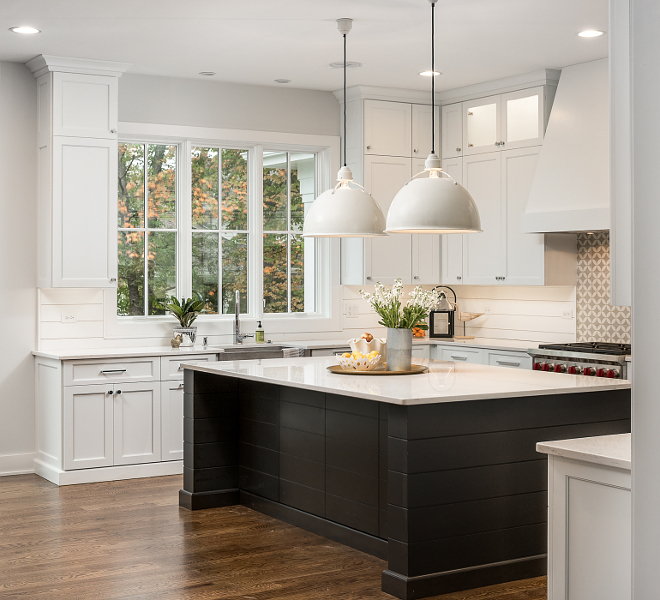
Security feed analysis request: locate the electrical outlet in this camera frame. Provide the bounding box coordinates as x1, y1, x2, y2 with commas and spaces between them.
346, 303, 359, 318
483, 308, 492, 315
61, 313, 77, 324
562, 309, 574, 319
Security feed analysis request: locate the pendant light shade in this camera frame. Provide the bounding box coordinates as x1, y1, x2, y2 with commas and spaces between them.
386, 0, 482, 235
303, 19, 386, 238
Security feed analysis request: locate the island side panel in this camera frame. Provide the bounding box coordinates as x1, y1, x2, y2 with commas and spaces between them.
180, 370, 240, 510
382, 388, 631, 600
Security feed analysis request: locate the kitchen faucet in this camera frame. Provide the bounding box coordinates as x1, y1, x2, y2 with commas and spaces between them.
234, 290, 253, 345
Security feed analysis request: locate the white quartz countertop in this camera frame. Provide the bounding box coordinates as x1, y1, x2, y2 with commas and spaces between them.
536, 433, 631, 470
284, 338, 537, 353
183, 356, 630, 406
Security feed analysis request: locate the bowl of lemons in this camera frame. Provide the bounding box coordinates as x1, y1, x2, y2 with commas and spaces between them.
338, 350, 382, 372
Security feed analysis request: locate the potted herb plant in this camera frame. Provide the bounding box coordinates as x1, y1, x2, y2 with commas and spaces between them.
360, 279, 439, 371
156, 297, 205, 347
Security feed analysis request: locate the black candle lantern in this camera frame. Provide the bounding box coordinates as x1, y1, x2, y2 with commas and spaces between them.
429, 286, 456, 339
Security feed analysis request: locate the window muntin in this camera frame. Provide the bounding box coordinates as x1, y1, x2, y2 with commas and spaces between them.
262, 151, 315, 314
117, 143, 177, 316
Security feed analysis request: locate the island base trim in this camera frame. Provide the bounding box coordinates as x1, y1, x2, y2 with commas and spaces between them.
241, 491, 388, 560
381, 554, 547, 600
179, 488, 239, 510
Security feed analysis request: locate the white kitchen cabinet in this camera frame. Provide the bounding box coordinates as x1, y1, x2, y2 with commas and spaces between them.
441, 103, 464, 159
161, 382, 185, 461
440, 346, 484, 364
487, 351, 532, 370
411, 104, 441, 159
364, 155, 413, 284
439, 157, 465, 284
411, 345, 431, 359
464, 95, 501, 155
364, 100, 412, 157
462, 153, 504, 285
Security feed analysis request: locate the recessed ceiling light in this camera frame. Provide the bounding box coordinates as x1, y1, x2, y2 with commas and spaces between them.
329, 61, 362, 69
578, 30, 605, 38
199, 71, 216, 76
275, 79, 291, 84
420, 70, 442, 77
9, 26, 41, 34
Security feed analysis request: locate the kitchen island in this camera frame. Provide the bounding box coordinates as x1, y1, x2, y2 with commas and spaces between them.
180, 356, 631, 600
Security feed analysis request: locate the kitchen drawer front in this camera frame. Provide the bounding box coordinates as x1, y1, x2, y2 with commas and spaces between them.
487, 351, 532, 370
411, 345, 430, 359
439, 347, 484, 364
161, 354, 217, 381
64, 357, 160, 386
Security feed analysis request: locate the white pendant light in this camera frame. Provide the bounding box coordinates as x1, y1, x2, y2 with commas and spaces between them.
386, 0, 481, 235
303, 19, 386, 238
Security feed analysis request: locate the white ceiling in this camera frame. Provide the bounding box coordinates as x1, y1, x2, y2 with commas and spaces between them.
0, 0, 609, 93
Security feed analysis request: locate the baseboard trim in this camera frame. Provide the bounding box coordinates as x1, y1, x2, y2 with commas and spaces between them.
179, 488, 240, 510
241, 491, 389, 560
0, 452, 35, 476
34, 459, 183, 486
381, 555, 547, 600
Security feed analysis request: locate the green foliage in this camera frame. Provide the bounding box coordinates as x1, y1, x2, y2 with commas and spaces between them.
155, 296, 205, 327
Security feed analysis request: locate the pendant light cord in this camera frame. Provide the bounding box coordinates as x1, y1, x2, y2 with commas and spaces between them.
343, 32, 347, 167
431, 0, 435, 154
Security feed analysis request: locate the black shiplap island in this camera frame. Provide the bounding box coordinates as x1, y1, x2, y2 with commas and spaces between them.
179, 356, 631, 600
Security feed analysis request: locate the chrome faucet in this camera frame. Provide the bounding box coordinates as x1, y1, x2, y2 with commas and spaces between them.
234, 290, 254, 345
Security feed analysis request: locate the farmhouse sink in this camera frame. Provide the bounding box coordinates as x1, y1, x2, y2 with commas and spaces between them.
210, 344, 299, 361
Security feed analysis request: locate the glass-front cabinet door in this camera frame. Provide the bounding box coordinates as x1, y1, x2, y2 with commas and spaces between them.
463, 95, 501, 155
501, 87, 544, 149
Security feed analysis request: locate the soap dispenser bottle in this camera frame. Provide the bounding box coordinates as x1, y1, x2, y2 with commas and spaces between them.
255, 321, 265, 344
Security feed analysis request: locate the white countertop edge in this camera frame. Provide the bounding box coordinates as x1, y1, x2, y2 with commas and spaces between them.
536, 433, 631, 471
182, 359, 631, 406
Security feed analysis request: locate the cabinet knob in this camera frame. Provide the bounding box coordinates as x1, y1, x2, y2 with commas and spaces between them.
468, 143, 473, 147
366, 276, 373, 281
414, 276, 420, 280
116, 389, 122, 395
456, 276, 462, 280
110, 129, 117, 134
366, 145, 372, 150
109, 277, 117, 283
108, 390, 114, 395
456, 147, 461, 152
413, 148, 418, 153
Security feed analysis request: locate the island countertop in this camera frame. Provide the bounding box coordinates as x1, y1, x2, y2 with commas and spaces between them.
182, 356, 631, 406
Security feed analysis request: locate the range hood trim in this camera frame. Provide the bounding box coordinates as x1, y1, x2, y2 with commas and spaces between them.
521, 207, 610, 234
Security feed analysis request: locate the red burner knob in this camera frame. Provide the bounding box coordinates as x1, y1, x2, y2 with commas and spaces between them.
606, 369, 620, 379
583, 367, 594, 376
533, 362, 542, 371
542, 363, 553, 372
596, 369, 606, 377
554, 364, 567, 373
567, 366, 578, 374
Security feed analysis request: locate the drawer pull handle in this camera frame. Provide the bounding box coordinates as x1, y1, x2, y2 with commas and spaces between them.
169, 384, 184, 390
450, 355, 468, 361
496, 360, 521, 367
101, 369, 127, 374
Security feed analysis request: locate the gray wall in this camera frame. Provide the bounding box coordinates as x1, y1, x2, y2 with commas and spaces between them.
119, 74, 340, 135
0, 62, 37, 474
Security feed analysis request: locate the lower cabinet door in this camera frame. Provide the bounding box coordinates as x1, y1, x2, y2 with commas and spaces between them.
487, 351, 533, 370
160, 382, 184, 461
440, 347, 483, 364
64, 384, 114, 470
113, 381, 161, 465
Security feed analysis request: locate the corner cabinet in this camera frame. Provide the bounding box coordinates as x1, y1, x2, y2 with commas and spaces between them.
27, 55, 128, 288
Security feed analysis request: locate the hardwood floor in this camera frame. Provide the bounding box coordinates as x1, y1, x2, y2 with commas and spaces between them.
0, 474, 547, 599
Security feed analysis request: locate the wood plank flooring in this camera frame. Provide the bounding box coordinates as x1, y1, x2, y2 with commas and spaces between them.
0, 474, 547, 599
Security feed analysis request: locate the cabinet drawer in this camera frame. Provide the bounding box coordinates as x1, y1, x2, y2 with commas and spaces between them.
487, 352, 532, 370
64, 357, 160, 386
411, 345, 430, 359
161, 354, 217, 381
440, 347, 483, 364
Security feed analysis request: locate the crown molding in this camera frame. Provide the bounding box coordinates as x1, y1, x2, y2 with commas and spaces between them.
26, 55, 131, 78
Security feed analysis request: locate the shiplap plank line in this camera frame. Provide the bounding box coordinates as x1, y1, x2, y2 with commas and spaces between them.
40, 288, 104, 305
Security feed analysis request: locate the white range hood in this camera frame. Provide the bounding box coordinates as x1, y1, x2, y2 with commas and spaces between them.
522, 58, 609, 233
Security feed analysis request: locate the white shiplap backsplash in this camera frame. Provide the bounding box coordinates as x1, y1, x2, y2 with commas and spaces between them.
38, 284, 577, 350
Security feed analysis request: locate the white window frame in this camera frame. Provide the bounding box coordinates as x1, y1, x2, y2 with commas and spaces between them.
105, 122, 341, 340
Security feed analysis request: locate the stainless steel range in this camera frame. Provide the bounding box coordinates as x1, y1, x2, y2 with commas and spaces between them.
527, 342, 631, 380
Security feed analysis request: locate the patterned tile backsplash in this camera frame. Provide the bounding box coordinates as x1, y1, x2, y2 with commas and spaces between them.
576, 232, 631, 344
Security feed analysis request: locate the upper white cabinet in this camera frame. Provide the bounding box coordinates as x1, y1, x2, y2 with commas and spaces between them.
364, 100, 412, 156
441, 103, 464, 159
27, 55, 129, 288
464, 95, 501, 155
439, 156, 464, 284
411, 104, 441, 158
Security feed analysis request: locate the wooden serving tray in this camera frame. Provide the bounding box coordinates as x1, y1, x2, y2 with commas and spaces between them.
327, 364, 429, 376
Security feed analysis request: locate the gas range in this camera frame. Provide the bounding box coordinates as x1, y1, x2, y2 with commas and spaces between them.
527, 342, 630, 379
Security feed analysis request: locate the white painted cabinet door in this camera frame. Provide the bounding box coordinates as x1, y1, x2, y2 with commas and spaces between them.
364, 155, 413, 284
440, 157, 464, 284
462, 153, 504, 285
501, 147, 545, 285
364, 100, 412, 157
411, 158, 441, 285
463, 95, 501, 155
52, 72, 118, 139
160, 382, 184, 462
487, 351, 533, 370
64, 384, 113, 470
113, 382, 161, 466
441, 103, 463, 159
51, 136, 118, 287
439, 346, 483, 364
501, 87, 544, 150
411, 104, 440, 159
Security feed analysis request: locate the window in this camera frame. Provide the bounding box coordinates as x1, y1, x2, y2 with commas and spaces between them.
117, 140, 320, 319
117, 143, 177, 316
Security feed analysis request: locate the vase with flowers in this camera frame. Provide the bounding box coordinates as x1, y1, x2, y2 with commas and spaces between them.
360, 279, 439, 371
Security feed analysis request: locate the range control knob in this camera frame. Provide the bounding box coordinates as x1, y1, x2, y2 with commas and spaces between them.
554, 364, 567, 373
542, 363, 554, 372
567, 366, 582, 375
596, 369, 606, 378
606, 369, 620, 379
533, 362, 542, 371
583, 367, 594, 376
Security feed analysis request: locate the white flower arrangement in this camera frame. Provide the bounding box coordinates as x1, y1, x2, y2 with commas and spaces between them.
360, 278, 440, 330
